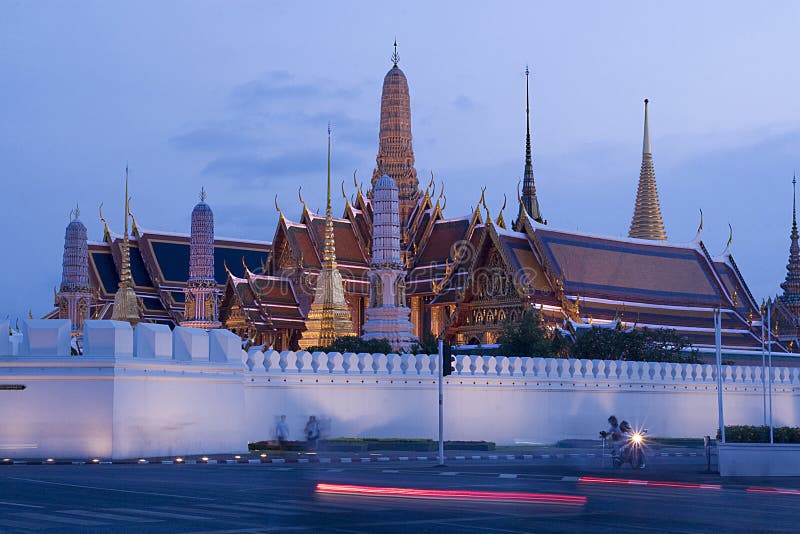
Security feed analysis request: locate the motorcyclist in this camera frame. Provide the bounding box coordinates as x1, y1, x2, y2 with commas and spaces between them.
618, 420, 646, 469
599, 415, 623, 460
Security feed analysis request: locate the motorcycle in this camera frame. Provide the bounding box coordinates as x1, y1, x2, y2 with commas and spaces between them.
613, 429, 648, 469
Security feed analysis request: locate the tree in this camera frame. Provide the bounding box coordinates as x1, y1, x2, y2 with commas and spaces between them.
498, 311, 554, 357
571, 326, 700, 363
307, 336, 392, 354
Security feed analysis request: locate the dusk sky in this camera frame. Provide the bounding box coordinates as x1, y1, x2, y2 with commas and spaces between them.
1, 1, 799, 321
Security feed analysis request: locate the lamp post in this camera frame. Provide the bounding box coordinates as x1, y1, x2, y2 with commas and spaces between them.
714, 308, 725, 444
767, 298, 774, 444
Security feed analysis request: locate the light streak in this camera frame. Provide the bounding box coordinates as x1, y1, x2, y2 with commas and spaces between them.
315, 483, 586, 505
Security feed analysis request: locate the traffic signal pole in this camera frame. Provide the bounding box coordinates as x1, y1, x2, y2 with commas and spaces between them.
437, 338, 444, 466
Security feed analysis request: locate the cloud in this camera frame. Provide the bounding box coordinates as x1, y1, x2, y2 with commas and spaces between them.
230, 71, 362, 110
453, 95, 476, 111
169, 122, 261, 152
202, 148, 362, 182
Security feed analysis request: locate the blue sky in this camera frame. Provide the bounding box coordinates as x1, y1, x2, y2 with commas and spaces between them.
1, 1, 799, 321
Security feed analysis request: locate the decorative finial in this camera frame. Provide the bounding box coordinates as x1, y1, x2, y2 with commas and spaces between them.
74, 204, 80, 220
274, 194, 284, 219
695, 208, 703, 239
642, 98, 651, 154
391, 39, 400, 67
793, 172, 797, 231
200, 187, 206, 202
353, 169, 358, 189
298, 185, 306, 207
726, 223, 733, 251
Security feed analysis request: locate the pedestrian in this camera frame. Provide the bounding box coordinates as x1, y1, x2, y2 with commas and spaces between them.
304, 415, 320, 451
276, 415, 289, 451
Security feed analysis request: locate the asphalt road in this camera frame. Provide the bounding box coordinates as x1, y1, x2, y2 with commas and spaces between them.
1, 455, 798, 533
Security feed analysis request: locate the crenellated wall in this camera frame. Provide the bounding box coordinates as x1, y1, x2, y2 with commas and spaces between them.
3, 319, 800, 457
0, 320, 245, 459
242, 350, 800, 445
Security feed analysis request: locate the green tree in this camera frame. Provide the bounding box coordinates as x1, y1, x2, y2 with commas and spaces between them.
307, 336, 393, 354
498, 311, 554, 357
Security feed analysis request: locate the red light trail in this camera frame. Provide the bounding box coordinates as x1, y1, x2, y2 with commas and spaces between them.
315, 483, 586, 505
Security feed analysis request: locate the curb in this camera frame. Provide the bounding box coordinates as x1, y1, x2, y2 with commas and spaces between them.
0, 451, 701, 466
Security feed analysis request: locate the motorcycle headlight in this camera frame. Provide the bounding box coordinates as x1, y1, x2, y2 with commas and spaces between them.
631, 432, 643, 444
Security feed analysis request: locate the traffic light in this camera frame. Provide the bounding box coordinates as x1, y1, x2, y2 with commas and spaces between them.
442, 343, 454, 376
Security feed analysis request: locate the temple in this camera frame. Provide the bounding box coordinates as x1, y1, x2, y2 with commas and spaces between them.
44, 44, 791, 357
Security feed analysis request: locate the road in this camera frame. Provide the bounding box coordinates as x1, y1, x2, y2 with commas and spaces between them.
1, 454, 798, 533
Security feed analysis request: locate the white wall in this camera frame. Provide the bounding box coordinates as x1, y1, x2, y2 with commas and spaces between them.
0, 321, 246, 459
244, 351, 800, 445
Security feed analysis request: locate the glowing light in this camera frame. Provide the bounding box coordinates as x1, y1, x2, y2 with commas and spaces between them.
631, 432, 643, 445
234, 455, 241, 459
748, 487, 800, 495
2, 458, 11, 462
260, 453, 267, 458
315, 483, 586, 505
137, 458, 147, 463
46, 458, 54, 463
579, 477, 720, 490
201, 456, 209, 461
91, 458, 100, 463
175, 457, 184, 463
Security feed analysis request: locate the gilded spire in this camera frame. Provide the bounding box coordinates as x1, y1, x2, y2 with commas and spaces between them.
298, 127, 355, 349
323, 124, 337, 268
111, 165, 141, 325
628, 99, 667, 240
521, 65, 543, 224
780, 173, 800, 315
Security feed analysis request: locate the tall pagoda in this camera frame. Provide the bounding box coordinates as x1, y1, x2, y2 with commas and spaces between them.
520, 66, 544, 225
298, 127, 356, 349
181, 189, 221, 329
372, 41, 420, 228
110, 168, 142, 326
629, 99, 667, 240
55, 207, 92, 334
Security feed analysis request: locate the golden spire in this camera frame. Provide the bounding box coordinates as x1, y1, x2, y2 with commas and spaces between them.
111, 165, 141, 325
323, 124, 337, 268
629, 98, 667, 240
298, 126, 355, 349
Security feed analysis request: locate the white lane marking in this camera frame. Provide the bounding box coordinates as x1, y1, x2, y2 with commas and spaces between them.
416, 456, 428, 461
325, 468, 344, 472
12, 512, 109, 526
377, 457, 390, 461
471, 455, 481, 460
382, 469, 399, 473
454, 456, 466, 460
106, 508, 214, 520
6, 477, 213, 500
247, 459, 261, 464
440, 472, 459, 476
488, 455, 498, 460
58, 509, 162, 523
398, 456, 409, 461
498, 473, 517, 479
271, 458, 286, 464
340, 458, 352, 463
561, 476, 580, 482
0, 500, 44, 509
298, 458, 310, 463
505, 455, 516, 460
205, 502, 298, 515
319, 457, 332, 463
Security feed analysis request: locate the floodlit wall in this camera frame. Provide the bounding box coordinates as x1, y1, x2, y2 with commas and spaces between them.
0, 321, 246, 459
3, 319, 800, 457
243, 351, 800, 445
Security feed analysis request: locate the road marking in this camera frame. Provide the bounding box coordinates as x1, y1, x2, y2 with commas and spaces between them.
498, 473, 517, 479
6, 477, 213, 500
58, 509, 162, 523
340, 458, 352, 463
275, 467, 293, 471
454, 456, 466, 460
471, 455, 481, 460
12, 512, 109, 526
319, 457, 331, 463
0, 500, 44, 508
271, 458, 286, 464
488, 455, 498, 460
106, 508, 215, 520
234, 503, 303, 516
398, 456, 409, 461
382, 469, 399, 473
561, 476, 580, 482
248, 459, 261, 464
522, 455, 533, 459
377, 457, 390, 461
298, 458, 310, 463
505, 455, 516, 460
440, 472, 459, 476
416, 456, 428, 460
325, 468, 344, 472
